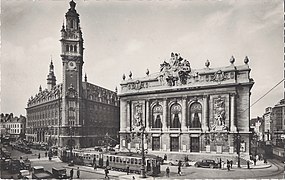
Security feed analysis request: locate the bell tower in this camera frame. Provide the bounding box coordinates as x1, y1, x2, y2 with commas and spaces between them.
60, 0, 84, 137
47, 59, 56, 91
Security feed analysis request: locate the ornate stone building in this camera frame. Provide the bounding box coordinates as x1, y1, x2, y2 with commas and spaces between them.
119, 53, 254, 158
26, 0, 119, 148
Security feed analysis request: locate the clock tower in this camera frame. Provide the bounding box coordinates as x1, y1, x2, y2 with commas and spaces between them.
60, 0, 84, 140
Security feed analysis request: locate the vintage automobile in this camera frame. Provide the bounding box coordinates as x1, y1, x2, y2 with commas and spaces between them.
52, 167, 68, 179
17, 169, 32, 179
32, 166, 54, 179
194, 159, 219, 168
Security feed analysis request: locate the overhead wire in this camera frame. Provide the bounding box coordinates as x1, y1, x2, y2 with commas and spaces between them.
243, 78, 285, 113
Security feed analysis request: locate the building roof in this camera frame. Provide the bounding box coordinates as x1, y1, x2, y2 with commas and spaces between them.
119, 53, 254, 96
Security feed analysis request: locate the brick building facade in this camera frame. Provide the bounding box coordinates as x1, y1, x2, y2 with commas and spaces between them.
25, 0, 120, 148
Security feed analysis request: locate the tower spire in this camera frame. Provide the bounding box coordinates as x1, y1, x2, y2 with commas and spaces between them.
47, 58, 56, 91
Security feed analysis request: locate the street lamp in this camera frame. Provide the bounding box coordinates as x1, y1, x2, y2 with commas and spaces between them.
68, 126, 74, 166
236, 130, 241, 168
140, 125, 146, 178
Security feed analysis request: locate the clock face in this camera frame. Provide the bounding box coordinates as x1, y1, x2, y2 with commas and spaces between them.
68, 61, 76, 70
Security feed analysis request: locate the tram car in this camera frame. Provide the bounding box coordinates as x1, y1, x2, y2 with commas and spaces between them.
58, 148, 161, 176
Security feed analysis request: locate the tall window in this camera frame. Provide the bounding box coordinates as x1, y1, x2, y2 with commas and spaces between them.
152, 105, 162, 128
152, 137, 160, 151
189, 103, 202, 128
170, 103, 181, 128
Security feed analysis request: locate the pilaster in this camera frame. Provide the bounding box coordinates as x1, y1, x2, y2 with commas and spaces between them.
181, 96, 187, 131
202, 95, 209, 131
162, 98, 168, 131
230, 94, 237, 132
145, 100, 150, 131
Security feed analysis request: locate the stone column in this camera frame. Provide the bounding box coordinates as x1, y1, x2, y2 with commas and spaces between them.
181, 96, 187, 131
162, 98, 168, 131
126, 101, 131, 132
120, 100, 127, 132
145, 100, 150, 131
230, 94, 237, 132
202, 95, 209, 131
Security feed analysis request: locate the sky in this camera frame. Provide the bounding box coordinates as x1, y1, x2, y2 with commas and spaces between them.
1, 0, 283, 118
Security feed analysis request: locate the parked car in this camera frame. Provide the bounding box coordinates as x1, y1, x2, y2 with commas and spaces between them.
17, 169, 32, 179
194, 159, 219, 168
52, 167, 68, 179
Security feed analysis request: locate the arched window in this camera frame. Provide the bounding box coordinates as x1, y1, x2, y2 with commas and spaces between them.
70, 45, 73, 52
170, 103, 181, 128
151, 105, 162, 128
66, 45, 69, 52
189, 103, 202, 128
74, 45, 77, 52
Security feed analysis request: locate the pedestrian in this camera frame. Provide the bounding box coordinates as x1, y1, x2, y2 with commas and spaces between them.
177, 166, 181, 176
247, 160, 250, 169
227, 160, 230, 171
264, 157, 267, 164
166, 166, 170, 177
164, 154, 167, 161
126, 165, 130, 175
253, 158, 256, 166
104, 167, 109, 179
77, 167, 80, 179
38, 153, 41, 159
70, 168, 74, 179
132, 176, 135, 180
45, 151, 47, 157
94, 162, 97, 170
219, 158, 222, 169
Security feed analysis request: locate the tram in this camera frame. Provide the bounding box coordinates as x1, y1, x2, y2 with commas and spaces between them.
58, 147, 161, 176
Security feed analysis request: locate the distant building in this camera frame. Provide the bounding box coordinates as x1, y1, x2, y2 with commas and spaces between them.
250, 117, 264, 141
0, 113, 26, 141
25, 0, 120, 148
271, 99, 285, 147
262, 107, 272, 141
119, 53, 254, 158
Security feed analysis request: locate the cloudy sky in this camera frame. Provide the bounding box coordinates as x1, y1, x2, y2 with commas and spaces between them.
1, 0, 283, 118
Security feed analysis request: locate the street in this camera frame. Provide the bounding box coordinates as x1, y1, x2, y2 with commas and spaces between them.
1, 145, 284, 179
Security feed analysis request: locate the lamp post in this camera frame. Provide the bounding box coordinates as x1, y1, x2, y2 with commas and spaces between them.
236, 130, 241, 168
69, 126, 74, 166
139, 125, 146, 178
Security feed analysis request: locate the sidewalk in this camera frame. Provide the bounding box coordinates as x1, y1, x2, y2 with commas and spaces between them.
234, 159, 272, 169
36, 157, 272, 179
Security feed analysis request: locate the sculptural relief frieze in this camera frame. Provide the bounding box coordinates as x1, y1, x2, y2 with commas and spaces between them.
132, 103, 144, 132
211, 96, 228, 131
128, 80, 148, 90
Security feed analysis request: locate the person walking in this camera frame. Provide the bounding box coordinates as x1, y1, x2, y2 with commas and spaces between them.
166, 166, 170, 177
177, 166, 181, 176
230, 160, 233, 169
164, 154, 167, 161
77, 167, 80, 179
70, 168, 74, 179
227, 160, 230, 171
247, 160, 250, 169
38, 153, 41, 159
104, 167, 109, 179
94, 162, 97, 170
126, 165, 130, 175
253, 158, 256, 166
45, 151, 47, 157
